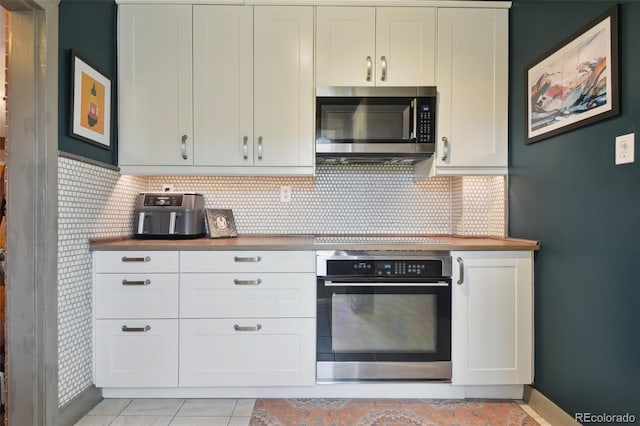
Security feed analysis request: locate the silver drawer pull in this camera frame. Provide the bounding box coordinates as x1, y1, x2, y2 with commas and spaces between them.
234, 278, 262, 286
233, 256, 262, 263
122, 325, 151, 332
121, 256, 151, 263
122, 279, 151, 286
234, 324, 262, 332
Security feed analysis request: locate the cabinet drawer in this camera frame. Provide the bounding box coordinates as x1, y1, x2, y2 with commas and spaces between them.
180, 273, 315, 318
180, 251, 315, 273
94, 251, 179, 273
95, 274, 179, 319
179, 318, 315, 387
94, 319, 178, 388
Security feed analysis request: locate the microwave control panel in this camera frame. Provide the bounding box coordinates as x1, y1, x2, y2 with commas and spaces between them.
417, 98, 435, 143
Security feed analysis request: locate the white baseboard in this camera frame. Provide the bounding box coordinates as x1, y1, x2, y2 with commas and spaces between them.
523, 385, 580, 426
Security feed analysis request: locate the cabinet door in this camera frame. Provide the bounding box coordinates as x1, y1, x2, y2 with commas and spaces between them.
451, 251, 533, 385
436, 9, 508, 174
118, 5, 193, 166
254, 6, 314, 167
193, 6, 253, 166
316, 7, 376, 86
94, 319, 178, 387
375, 8, 436, 86
180, 318, 315, 387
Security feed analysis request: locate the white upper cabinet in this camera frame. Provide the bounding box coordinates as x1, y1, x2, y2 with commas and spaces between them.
118, 5, 193, 166
316, 7, 435, 87
253, 6, 314, 167
433, 8, 508, 175
193, 6, 253, 166
118, 5, 314, 175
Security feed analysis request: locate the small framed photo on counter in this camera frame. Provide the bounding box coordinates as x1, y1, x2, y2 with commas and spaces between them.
205, 209, 238, 238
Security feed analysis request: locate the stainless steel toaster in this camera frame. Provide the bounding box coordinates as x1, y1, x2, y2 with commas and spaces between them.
133, 193, 205, 239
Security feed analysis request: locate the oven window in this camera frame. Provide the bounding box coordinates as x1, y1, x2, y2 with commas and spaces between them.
317, 98, 412, 142
331, 293, 436, 353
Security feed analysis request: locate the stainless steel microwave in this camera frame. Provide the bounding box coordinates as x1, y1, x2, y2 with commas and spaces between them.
315, 86, 436, 164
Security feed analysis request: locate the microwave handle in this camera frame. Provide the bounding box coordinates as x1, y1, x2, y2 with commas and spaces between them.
410, 99, 417, 141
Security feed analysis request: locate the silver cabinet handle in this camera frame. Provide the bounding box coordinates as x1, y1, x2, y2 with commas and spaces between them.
380, 56, 387, 81
456, 257, 464, 285
366, 56, 372, 82
233, 278, 262, 286
122, 325, 151, 332
181, 134, 188, 160
257, 136, 263, 160
233, 256, 262, 263
243, 136, 249, 160
234, 324, 262, 332
441, 137, 450, 162
121, 256, 151, 263
122, 279, 151, 286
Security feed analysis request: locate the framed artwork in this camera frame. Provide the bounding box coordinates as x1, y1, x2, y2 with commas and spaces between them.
205, 209, 238, 239
69, 51, 112, 149
526, 5, 619, 144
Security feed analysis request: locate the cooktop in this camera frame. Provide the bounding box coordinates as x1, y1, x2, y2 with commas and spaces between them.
313, 236, 446, 245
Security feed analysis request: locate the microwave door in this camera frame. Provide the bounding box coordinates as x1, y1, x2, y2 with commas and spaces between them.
317, 98, 413, 144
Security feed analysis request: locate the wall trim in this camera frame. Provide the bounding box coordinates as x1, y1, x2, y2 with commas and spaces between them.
523, 385, 580, 426
59, 150, 120, 172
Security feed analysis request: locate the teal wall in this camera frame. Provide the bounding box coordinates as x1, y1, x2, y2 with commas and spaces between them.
509, 0, 640, 420
58, 0, 117, 165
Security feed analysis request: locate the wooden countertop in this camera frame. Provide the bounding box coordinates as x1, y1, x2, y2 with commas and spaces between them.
90, 234, 540, 251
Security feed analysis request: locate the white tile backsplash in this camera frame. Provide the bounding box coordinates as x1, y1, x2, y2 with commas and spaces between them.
57, 158, 504, 408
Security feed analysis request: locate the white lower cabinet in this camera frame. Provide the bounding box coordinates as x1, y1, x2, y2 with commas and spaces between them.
94, 319, 179, 388
179, 318, 315, 387
93, 250, 316, 388
451, 251, 533, 385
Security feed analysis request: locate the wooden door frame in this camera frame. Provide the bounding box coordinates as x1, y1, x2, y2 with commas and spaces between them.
3, 0, 100, 424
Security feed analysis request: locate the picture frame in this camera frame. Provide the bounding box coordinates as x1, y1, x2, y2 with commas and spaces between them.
525, 5, 619, 144
204, 209, 238, 239
69, 51, 112, 149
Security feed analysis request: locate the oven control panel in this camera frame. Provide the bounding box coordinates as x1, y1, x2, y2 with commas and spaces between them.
327, 259, 443, 277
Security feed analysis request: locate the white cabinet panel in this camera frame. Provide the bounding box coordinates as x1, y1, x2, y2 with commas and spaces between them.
118, 5, 193, 166
451, 251, 533, 385
94, 251, 179, 273
180, 272, 315, 318
375, 8, 436, 86
254, 6, 314, 167
193, 6, 254, 166
316, 7, 376, 86
94, 319, 178, 388
180, 250, 315, 273
179, 318, 315, 387
434, 8, 508, 175
94, 274, 179, 319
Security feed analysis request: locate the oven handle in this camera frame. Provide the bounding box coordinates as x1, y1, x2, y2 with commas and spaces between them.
323, 280, 449, 287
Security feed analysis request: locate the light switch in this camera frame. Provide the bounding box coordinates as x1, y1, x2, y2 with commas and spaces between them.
615, 133, 634, 165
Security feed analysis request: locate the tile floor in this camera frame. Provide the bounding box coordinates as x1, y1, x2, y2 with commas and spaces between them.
75, 398, 552, 426
74, 398, 255, 426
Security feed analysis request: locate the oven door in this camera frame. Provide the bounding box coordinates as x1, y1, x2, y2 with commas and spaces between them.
316, 277, 452, 381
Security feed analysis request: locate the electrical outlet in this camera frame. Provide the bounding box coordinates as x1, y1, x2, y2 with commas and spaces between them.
615, 133, 634, 165
161, 184, 174, 192
280, 185, 292, 203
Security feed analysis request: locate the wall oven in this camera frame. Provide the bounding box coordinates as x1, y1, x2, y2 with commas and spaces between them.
316, 250, 452, 382
315, 86, 436, 164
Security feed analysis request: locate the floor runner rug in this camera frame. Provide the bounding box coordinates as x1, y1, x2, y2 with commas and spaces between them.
250, 398, 538, 426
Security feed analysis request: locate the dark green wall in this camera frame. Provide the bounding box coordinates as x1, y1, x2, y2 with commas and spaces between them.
509, 0, 640, 420
58, 0, 117, 165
